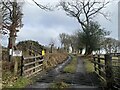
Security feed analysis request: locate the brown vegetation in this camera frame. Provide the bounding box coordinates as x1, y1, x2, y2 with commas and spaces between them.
43, 52, 68, 70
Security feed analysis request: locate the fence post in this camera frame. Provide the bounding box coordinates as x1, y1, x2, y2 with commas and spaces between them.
93, 55, 97, 71
98, 55, 101, 75
33, 54, 36, 72
20, 56, 24, 76
104, 54, 113, 89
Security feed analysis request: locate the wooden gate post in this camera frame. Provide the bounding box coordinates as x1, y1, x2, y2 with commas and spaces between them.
105, 54, 113, 89
93, 55, 97, 71
98, 55, 101, 75
20, 56, 24, 76
33, 54, 36, 72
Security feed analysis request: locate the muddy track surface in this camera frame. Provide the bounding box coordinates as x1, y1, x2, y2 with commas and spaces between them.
25, 56, 102, 90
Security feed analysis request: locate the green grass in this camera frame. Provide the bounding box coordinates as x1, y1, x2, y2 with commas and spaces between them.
83, 58, 94, 73
2, 57, 32, 89
3, 75, 31, 89
2, 68, 30, 89
9, 77, 31, 88
63, 55, 77, 73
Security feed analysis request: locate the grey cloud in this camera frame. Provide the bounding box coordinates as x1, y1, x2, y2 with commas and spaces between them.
17, 24, 74, 46
2, 0, 119, 47
16, 1, 120, 46
23, 3, 80, 30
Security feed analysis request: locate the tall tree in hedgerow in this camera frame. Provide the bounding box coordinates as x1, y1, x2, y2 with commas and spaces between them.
1, 0, 23, 55
1, 0, 23, 75
59, 0, 109, 55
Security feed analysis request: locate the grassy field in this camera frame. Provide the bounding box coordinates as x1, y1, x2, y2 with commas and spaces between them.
63, 55, 77, 73
7, 77, 31, 88
95, 55, 119, 66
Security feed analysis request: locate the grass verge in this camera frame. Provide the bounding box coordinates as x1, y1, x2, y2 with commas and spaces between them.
63, 55, 77, 73
82, 56, 94, 73
3, 76, 31, 89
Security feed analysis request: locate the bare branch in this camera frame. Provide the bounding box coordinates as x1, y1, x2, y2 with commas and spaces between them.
1, 1, 23, 34
32, 0, 53, 11
88, 1, 109, 18
59, 0, 110, 33
98, 11, 110, 21
2, 2, 12, 19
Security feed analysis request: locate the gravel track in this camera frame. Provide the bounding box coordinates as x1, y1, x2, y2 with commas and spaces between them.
25, 55, 102, 90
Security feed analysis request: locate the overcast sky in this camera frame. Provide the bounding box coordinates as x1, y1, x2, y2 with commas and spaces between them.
2, 0, 120, 47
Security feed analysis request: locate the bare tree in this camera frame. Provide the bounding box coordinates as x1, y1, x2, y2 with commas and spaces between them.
59, 33, 71, 52
59, 33, 66, 48
1, 0, 24, 75
1, 0, 23, 50
102, 38, 120, 53
49, 38, 56, 53
59, 0, 109, 55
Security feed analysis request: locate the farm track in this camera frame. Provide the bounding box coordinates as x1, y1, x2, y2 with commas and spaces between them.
24, 55, 102, 90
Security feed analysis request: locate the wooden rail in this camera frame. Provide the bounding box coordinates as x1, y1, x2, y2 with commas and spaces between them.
28, 46, 42, 55
20, 55, 44, 77
92, 53, 120, 89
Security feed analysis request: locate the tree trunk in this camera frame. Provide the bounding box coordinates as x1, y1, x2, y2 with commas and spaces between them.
88, 48, 93, 55
8, 30, 17, 75
8, 31, 15, 74
8, 31, 16, 61
85, 45, 92, 55
85, 44, 89, 55
79, 48, 83, 54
